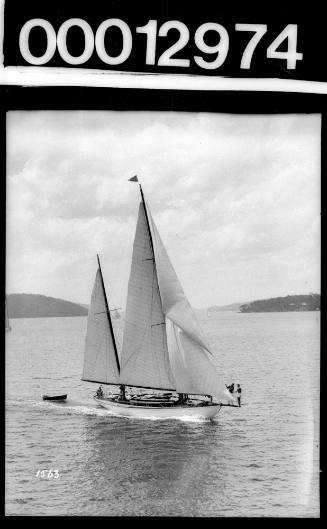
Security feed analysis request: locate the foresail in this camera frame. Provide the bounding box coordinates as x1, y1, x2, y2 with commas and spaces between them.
147, 208, 211, 353
146, 203, 227, 399
120, 203, 175, 390
166, 318, 227, 400
82, 269, 120, 384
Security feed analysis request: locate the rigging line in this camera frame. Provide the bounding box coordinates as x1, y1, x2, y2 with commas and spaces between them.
150, 257, 161, 377
97, 254, 121, 374
82, 379, 123, 387
139, 184, 155, 256
83, 380, 176, 391
139, 184, 167, 328
150, 250, 173, 383
94, 309, 122, 315
106, 320, 108, 381
139, 189, 164, 321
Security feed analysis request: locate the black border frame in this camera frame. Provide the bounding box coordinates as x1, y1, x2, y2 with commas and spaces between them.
1, 85, 325, 520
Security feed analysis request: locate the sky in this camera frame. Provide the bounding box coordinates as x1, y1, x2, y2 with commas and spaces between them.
6, 111, 321, 309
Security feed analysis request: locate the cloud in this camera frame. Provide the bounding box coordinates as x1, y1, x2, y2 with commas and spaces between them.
6, 111, 321, 307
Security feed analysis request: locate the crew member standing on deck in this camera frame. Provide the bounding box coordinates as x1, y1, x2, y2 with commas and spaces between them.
235, 384, 242, 407
119, 385, 126, 401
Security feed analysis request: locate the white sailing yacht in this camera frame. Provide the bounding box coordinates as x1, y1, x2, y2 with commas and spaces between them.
82, 181, 234, 419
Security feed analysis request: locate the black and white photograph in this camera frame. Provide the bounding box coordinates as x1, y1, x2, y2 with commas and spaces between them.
5, 109, 321, 516
1, 0, 325, 520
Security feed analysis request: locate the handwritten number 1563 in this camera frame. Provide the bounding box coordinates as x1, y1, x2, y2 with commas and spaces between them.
35, 469, 59, 479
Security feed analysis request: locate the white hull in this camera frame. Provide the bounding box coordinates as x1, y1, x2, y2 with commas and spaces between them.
94, 396, 221, 419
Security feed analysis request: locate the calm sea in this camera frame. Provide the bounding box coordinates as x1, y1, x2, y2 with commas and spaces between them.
5, 311, 320, 517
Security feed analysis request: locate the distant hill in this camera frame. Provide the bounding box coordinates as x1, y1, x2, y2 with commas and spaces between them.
207, 302, 246, 313
7, 294, 89, 319
240, 294, 320, 313
78, 303, 89, 309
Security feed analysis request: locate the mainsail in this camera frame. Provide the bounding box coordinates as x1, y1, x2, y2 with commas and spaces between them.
82, 257, 120, 385
119, 203, 175, 390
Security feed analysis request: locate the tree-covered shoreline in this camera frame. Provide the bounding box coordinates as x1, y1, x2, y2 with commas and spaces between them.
240, 294, 320, 313
6, 293, 88, 318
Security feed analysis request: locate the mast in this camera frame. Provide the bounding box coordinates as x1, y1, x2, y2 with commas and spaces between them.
96, 254, 120, 374
139, 184, 155, 256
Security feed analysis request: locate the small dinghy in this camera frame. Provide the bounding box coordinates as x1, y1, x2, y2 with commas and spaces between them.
42, 394, 67, 401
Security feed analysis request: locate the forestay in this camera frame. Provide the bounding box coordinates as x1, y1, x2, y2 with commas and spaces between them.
82, 269, 120, 385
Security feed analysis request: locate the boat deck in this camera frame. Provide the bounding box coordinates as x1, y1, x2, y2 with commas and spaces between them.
96, 396, 214, 408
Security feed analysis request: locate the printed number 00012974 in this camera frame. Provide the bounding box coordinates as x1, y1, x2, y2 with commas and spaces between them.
19, 19, 303, 70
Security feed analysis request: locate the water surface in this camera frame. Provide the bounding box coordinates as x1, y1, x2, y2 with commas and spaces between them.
5, 311, 320, 516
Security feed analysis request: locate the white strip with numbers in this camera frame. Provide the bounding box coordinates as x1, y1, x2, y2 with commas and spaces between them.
0, 0, 326, 94
1, 66, 327, 93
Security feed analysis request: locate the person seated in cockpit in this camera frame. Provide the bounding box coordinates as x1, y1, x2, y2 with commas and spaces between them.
96, 385, 103, 398
177, 393, 187, 404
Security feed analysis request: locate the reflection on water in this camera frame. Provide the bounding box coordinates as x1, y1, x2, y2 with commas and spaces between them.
79, 418, 224, 515
5, 313, 320, 516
